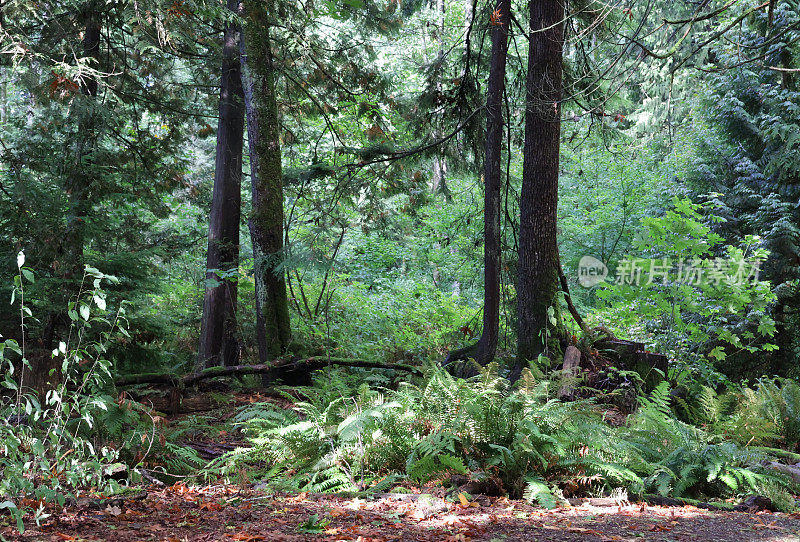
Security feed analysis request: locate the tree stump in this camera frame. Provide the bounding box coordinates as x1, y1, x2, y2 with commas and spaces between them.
598, 339, 668, 390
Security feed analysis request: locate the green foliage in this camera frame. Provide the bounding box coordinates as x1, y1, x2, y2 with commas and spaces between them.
680, 4, 800, 375
407, 453, 468, 484
289, 268, 476, 362
203, 367, 800, 510
597, 198, 778, 384
559, 143, 669, 308
297, 513, 331, 534
0, 259, 122, 532
685, 378, 800, 452
623, 382, 795, 506
4, 0, 800, 525
522, 477, 558, 509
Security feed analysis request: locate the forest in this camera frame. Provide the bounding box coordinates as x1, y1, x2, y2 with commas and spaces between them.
2, 0, 800, 539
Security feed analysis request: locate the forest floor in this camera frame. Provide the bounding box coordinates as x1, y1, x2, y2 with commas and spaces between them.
5, 391, 800, 541
7, 485, 800, 542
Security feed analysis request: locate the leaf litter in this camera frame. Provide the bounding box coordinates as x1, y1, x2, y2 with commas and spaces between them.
5, 484, 800, 541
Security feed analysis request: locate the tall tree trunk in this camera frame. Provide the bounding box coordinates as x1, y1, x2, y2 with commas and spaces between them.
0, 73, 6, 125
474, 0, 510, 366
516, 0, 565, 366
0, 0, 6, 126
63, 0, 100, 277
198, 0, 245, 369
37, 1, 101, 391
44, 1, 100, 347
446, 0, 510, 370
239, 0, 291, 363
431, 0, 451, 200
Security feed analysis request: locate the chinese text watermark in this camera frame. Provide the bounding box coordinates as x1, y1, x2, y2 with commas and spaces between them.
578, 255, 763, 288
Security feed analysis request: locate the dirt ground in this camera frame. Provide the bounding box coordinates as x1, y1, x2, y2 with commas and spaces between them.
5, 484, 800, 542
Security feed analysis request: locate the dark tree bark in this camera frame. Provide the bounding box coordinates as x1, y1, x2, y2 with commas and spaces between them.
239, 0, 291, 364
0, 2, 8, 125
446, 0, 510, 370
516, 0, 565, 366
62, 1, 100, 281
36, 1, 101, 391
430, 0, 452, 200
198, 0, 245, 369
43, 1, 100, 346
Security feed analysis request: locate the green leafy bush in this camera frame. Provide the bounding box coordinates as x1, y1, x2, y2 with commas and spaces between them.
0, 256, 122, 532
289, 275, 476, 362
597, 198, 777, 384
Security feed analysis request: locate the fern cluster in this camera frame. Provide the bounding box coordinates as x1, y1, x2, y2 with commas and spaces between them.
87, 399, 209, 480
676, 378, 800, 452
203, 367, 799, 510
622, 382, 795, 504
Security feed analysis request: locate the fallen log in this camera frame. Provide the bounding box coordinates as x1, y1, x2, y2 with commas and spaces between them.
640, 494, 728, 510
115, 357, 422, 388
640, 494, 774, 512
136, 393, 229, 414
753, 446, 800, 463
765, 461, 800, 484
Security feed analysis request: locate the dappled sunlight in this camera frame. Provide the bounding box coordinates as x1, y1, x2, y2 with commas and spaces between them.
9, 485, 800, 541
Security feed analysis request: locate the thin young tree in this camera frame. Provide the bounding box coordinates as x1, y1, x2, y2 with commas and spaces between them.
239, 0, 291, 363
446, 0, 510, 370
516, 0, 565, 367
198, 0, 245, 369
430, 0, 451, 199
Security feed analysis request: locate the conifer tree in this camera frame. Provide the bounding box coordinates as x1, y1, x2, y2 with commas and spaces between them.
199, 0, 245, 369
240, 0, 291, 363
516, 0, 566, 366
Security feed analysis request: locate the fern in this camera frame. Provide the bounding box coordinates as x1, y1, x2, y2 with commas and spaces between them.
368, 473, 403, 493
161, 443, 204, 475
302, 465, 355, 493
203, 365, 796, 509
523, 477, 557, 509
407, 453, 467, 484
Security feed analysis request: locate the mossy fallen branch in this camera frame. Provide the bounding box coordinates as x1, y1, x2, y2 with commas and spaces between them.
640, 494, 775, 512
752, 446, 800, 464
115, 357, 422, 387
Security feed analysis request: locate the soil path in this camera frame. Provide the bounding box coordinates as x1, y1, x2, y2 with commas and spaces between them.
6, 485, 800, 541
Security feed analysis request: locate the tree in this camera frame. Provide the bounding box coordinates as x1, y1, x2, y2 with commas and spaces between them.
686, 3, 800, 377
446, 0, 510, 370
0, 0, 208, 369
198, 0, 245, 369
516, 0, 565, 366
430, 0, 450, 199
239, 0, 291, 363
31, 0, 103, 389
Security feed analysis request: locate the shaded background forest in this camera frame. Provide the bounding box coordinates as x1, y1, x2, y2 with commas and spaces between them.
1, 0, 799, 385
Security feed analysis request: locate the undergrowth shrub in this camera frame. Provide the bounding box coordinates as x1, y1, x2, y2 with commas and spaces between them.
204, 365, 798, 510
675, 378, 800, 453
622, 382, 794, 505
0, 257, 123, 532
596, 198, 778, 385
289, 276, 476, 362
92, 400, 207, 481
